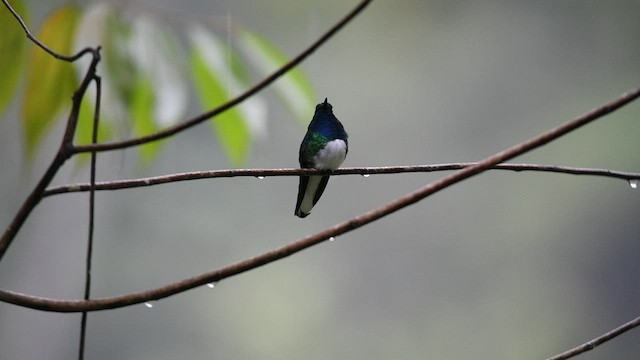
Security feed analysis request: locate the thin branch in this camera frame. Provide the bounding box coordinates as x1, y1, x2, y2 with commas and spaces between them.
42, 164, 640, 197
71, 0, 373, 154
546, 315, 640, 360
1, 0, 95, 62
1, 86, 638, 313
78, 75, 102, 360
0, 0, 369, 258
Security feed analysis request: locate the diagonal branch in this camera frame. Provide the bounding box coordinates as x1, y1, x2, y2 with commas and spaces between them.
42, 164, 640, 197
72, 0, 373, 153
0, 0, 371, 261
1, 86, 638, 313
0, 47, 102, 261
546, 314, 640, 360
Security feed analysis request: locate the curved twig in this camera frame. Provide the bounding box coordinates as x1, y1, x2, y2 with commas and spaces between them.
42, 164, 640, 197
1, 0, 94, 61
78, 74, 102, 360
1, 86, 639, 313
0, 0, 372, 261
72, 0, 373, 153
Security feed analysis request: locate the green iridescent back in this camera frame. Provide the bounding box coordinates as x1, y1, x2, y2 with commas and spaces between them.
299, 132, 330, 167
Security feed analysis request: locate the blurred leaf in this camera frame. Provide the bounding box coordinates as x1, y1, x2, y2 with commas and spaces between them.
227, 40, 250, 86
0, 0, 28, 115
130, 74, 161, 164
189, 27, 251, 166
128, 16, 188, 128
105, 11, 135, 99
71, 3, 122, 169
238, 30, 316, 124
72, 5, 112, 146
73, 95, 114, 167
21, 4, 81, 158
191, 50, 251, 166
75, 93, 114, 144
73, 3, 127, 127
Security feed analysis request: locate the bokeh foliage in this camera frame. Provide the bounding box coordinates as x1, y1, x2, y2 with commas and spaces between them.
0, 1, 316, 166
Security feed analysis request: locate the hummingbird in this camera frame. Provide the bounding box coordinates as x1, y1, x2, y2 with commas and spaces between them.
295, 98, 348, 218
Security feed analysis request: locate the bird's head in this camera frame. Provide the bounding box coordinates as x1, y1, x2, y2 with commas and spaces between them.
316, 98, 333, 112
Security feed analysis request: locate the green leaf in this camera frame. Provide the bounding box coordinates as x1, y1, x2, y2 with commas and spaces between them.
238, 30, 316, 124
0, 0, 28, 115
74, 95, 113, 145
189, 27, 252, 166
21, 4, 81, 158
73, 3, 125, 125
103, 9, 136, 104
73, 95, 113, 167
128, 16, 188, 128
130, 74, 161, 164
191, 50, 251, 166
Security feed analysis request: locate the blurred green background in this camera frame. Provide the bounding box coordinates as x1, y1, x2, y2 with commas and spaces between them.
1, 0, 639, 359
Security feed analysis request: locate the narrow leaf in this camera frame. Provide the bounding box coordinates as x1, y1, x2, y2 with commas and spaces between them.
191, 50, 250, 166
21, 4, 81, 158
189, 27, 253, 166
73, 3, 126, 129
68, 3, 120, 169
130, 74, 160, 164
238, 30, 316, 124
76, 96, 112, 143
0, 0, 28, 115
73, 95, 113, 167
103, 9, 136, 104
128, 16, 188, 127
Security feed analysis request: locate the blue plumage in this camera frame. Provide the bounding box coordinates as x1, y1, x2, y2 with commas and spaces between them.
295, 99, 348, 218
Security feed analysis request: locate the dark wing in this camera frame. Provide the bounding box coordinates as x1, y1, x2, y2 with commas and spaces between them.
298, 132, 314, 167
312, 176, 331, 206
295, 175, 310, 217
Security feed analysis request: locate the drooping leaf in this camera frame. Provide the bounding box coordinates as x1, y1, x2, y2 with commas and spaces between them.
191, 50, 250, 166
71, 3, 116, 168
103, 9, 136, 105
69, 4, 119, 169
238, 30, 316, 124
75, 94, 113, 144
0, 0, 28, 115
128, 16, 188, 128
22, 4, 81, 158
129, 74, 160, 164
123, 16, 191, 164
189, 26, 253, 166
73, 95, 113, 167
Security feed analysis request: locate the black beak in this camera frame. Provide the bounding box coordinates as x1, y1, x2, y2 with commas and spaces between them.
323, 98, 328, 105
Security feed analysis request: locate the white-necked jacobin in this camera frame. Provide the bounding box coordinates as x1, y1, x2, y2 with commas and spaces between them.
295, 98, 348, 218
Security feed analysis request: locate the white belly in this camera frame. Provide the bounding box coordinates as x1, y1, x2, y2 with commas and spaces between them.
313, 139, 347, 170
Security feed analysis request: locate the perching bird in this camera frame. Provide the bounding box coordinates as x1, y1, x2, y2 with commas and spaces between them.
295, 98, 348, 218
